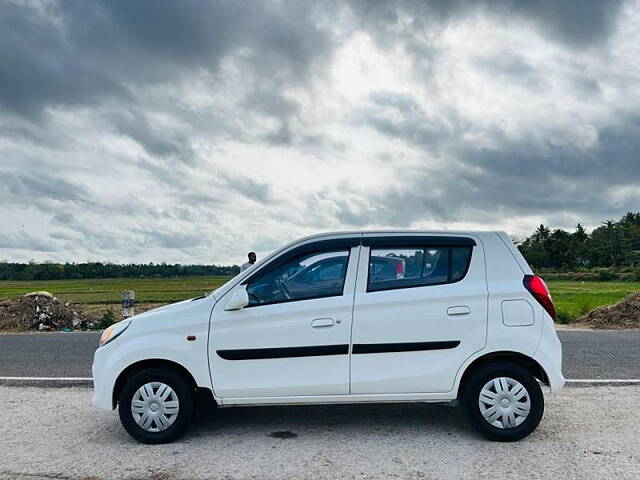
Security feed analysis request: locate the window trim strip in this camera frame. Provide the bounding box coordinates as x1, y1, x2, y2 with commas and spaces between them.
362, 236, 476, 248
241, 237, 361, 286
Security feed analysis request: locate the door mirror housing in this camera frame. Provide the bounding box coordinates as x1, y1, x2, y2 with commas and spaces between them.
224, 287, 249, 311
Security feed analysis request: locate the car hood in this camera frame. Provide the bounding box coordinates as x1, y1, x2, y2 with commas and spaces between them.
128, 296, 211, 322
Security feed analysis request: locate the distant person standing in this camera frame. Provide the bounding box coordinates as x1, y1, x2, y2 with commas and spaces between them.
241, 251, 257, 272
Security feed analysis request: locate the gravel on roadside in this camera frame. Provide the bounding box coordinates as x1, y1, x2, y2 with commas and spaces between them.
1, 385, 639, 480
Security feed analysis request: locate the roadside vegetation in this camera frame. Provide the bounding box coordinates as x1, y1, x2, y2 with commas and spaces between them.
517, 212, 640, 271
0, 277, 231, 332
547, 280, 640, 324
0, 276, 230, 305
0, 276, 638, 327
0, 262, 238, 281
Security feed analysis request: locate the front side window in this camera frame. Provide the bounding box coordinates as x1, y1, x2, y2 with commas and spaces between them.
247, 250, 349, 306
368, 246, 472, 292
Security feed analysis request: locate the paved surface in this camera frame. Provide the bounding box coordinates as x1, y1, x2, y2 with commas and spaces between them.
558, 330, 640, 379
0, 332, 98, 377
1, 330, 640, 380
0, 385, 639, 480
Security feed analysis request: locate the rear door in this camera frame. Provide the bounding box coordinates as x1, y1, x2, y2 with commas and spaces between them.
209, 237, 360, 399
350, 234, 488, 394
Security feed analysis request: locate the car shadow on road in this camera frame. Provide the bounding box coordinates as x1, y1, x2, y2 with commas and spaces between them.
184, 402, 472, 441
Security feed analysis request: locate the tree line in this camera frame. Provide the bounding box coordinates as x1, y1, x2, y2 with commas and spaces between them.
517, 212, 640, 270
1, 211, 640, 280
0, 261, 240, 281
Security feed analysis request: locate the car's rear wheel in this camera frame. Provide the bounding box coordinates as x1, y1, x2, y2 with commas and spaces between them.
118, 368, 194, 444
462, 361, 544, 441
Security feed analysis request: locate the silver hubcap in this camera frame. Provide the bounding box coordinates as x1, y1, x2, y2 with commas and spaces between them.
131, 382, 179, 432
479, 377, 530, 429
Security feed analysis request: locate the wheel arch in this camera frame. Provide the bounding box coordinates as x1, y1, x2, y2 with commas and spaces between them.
112, 358, 216, 410
456, 350, 549, 400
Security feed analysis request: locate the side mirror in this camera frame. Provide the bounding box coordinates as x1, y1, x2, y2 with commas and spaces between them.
224, 287, 249, 311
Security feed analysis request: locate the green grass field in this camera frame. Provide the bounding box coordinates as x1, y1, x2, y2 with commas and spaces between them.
546, 280, 640, 323
0, 277, 638, 323
0, 276, 231, 305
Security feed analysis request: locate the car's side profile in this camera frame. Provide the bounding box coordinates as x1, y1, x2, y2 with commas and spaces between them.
92, 231, 564, 444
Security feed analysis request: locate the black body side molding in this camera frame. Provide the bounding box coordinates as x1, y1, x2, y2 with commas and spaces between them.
217, 344, 349, 360
217, 341, 460, 360
352, 341, 460, 354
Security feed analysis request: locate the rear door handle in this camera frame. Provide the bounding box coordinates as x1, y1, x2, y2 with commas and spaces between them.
447, 306, 471, 316
311, 318, 334, 328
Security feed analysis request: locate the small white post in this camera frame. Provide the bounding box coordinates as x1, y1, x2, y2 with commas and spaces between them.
122, 290, 135, 319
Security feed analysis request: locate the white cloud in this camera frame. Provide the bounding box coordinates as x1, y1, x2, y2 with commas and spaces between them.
1, 0, 639, 264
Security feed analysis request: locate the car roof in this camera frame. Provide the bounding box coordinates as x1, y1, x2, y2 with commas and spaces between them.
289, 229, 499, 243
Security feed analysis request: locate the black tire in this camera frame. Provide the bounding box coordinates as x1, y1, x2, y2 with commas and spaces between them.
118, 368, 195, 444
462, 361, 544, 442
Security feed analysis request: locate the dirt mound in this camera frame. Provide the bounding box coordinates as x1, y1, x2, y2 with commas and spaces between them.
0, 292, 94, 332
577, 292, 640, 329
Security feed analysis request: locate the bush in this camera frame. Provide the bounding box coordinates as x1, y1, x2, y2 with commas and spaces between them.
89, 307, 117, 330
555, 310, 573, 324
578, 301, 592, 316
596, 270, 618, 281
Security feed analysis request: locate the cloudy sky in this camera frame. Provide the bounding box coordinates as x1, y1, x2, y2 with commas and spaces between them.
1, 0, 639, 264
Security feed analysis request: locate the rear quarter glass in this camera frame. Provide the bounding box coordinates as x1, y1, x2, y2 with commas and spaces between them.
367, 244, 473, 292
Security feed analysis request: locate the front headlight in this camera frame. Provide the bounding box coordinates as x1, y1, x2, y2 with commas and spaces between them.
99, 320, 131, 348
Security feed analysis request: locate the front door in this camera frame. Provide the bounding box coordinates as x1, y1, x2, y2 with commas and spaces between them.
209, 245, 359, 399
350, 235, 488, 394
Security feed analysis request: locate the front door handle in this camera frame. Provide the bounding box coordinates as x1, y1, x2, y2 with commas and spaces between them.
447, 306, 471, 316
311, 318, 334, 328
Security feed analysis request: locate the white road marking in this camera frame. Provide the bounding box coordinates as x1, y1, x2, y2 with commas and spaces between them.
0, 376, 92, 381
565, 379, 640, 383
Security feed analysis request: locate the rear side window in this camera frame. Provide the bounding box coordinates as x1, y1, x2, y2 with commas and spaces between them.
368, 246, 472, 292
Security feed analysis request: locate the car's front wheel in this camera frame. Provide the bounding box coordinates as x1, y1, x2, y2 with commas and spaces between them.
118, 368, 194, 444
462, 361, 544, 441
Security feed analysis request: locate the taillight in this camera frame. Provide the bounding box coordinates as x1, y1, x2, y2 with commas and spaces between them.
396, 261, 404, 279
523, 274, 556, 321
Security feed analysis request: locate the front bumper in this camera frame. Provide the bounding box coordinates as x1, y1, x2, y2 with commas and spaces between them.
91, 340, 124, 410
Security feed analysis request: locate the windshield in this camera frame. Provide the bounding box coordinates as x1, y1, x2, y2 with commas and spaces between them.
209, 271, 243, 299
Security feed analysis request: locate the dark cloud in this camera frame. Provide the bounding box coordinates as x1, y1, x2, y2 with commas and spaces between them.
52, 212, 75, 225
0, 231, 61, 253
348, 0, 625, 49
0, 0, 638, 262
112, 111, 194, 162
0, 0, 626, 121
220, 173, 272, 204
143, 230, 203, 249
501, 0, 625, 47
359, 91, 459, 149
474, 53, 545, 90
341, 107, 640, 227
0, 0, 335, 121
0, 170, 90, 206
0, 2, 127, 119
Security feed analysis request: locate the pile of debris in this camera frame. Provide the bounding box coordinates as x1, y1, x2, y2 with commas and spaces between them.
0, 291, 93, 331
577, 292, 640, 329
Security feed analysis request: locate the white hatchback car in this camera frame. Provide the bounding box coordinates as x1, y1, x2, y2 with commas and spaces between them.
93, 231, 564, 443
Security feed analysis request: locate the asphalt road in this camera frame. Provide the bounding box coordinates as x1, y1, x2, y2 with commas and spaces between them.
0, 329, 639, 380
